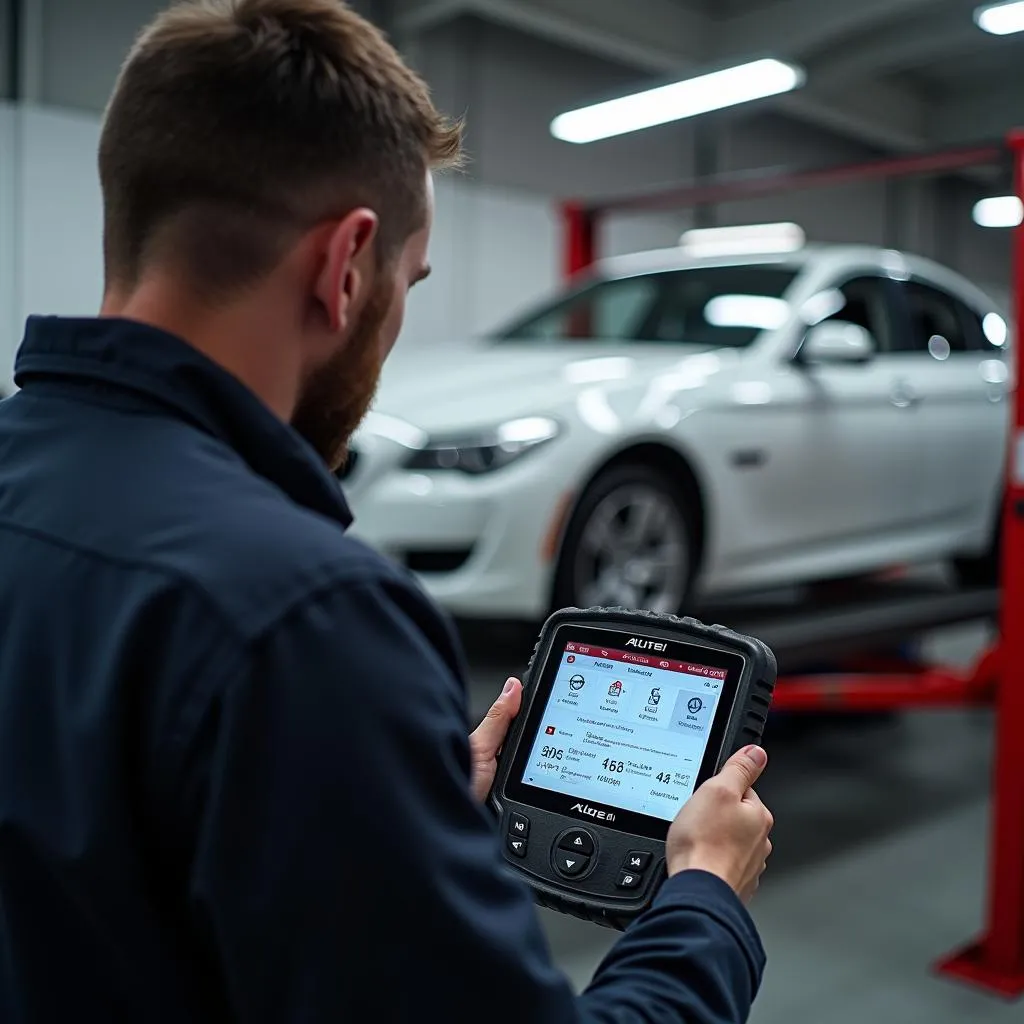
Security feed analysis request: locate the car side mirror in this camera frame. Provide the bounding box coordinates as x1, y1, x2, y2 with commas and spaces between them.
798, 321, 875, 365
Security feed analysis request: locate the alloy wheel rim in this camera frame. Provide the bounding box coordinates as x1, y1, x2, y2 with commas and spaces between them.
573, 483, 689, 613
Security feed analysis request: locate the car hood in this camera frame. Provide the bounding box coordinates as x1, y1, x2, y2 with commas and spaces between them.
370, 340, 732, 435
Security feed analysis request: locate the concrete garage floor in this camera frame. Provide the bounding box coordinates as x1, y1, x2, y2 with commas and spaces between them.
463, 620, 1023, 1023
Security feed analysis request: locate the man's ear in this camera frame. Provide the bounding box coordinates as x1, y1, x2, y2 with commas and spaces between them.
314, 208, 380, 333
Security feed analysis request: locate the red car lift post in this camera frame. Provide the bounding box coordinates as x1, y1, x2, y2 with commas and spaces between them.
936, 131, 1024, 998
560, 134, 1024, 996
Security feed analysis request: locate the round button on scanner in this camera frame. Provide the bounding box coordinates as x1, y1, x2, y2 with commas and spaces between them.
554, 850, 590, 877
557, 829, 595, 857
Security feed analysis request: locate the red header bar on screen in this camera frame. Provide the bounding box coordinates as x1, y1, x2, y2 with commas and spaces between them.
563, 642, 728, 680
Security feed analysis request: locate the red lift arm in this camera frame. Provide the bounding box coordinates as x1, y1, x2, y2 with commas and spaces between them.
936, 132, 1024, 998
560, 136, 1024, 996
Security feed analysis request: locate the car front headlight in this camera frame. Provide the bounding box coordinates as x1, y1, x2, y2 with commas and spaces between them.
403, 416, 560, 474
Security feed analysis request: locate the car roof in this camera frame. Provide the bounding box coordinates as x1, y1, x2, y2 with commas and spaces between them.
596, 242, 894, 277
592, 243, 1004, 314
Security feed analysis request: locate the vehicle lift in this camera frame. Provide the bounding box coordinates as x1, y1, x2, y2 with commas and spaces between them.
559, 132, 1024, 997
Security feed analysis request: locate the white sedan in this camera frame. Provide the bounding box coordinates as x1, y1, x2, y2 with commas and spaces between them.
343, 242, 1010, 620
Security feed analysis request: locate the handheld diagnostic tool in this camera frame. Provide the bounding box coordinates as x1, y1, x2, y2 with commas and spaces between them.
488, 607, 776, 930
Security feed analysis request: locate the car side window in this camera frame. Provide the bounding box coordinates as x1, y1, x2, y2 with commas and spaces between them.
819, 276, 896, 354
539, 277, 661, 340
902, 280, 969, 359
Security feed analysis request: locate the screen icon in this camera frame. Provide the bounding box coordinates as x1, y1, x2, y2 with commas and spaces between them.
648, 687, 661, 705
608, 680, 622, 697
569, 674, 586, 691
660, 661, 670, 668
545, 725, 556, 735
687, 696, 704, 714
566, 654, 576, 664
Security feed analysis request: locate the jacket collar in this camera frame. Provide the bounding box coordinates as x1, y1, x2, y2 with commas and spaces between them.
14, 316, 354, 529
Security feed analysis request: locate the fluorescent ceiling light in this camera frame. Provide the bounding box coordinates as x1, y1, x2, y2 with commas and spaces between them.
975, 1, 1024, 35
973, 196, 1023, 228
680, 222, 806, 257
551, 58, 804, 144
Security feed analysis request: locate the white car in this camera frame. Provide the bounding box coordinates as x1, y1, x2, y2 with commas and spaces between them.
343, 243, 1010, 621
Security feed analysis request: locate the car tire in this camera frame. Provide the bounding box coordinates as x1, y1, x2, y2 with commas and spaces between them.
952, 512, 1002, 589
553, 463, 698, 614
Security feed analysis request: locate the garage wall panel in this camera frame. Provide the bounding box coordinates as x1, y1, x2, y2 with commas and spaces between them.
400, 174, 466, 350
36, 0, 384, 111
717, 112, 889, 247
462, 183, 559, 336
4, 107, 566, 362
38, 0, 165, 110
18, 105, 104, 326
601, 211, 693, 264
940, 180, 1012, 304
0, 103, 17, 391
418, 19, 696, 200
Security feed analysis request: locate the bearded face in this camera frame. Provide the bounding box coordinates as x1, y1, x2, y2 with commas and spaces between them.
290, 276, 392, 473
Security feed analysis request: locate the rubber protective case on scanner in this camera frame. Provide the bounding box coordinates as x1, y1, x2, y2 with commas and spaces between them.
488, 606, 777, 930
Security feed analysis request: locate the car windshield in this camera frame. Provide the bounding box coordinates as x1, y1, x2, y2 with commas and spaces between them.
494, 264, 801, 347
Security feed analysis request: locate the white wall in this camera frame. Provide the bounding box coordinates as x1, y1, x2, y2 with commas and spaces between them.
0, 104, 16, 391
0, 104, 611, 382
0, 104, 105, 390
19, 106, 104, 321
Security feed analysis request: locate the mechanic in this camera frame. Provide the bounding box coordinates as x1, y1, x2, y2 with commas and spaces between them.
0, 2, 774, 1022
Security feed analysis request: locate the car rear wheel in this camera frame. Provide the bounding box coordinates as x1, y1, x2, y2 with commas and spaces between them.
953, 512, 1002, 589
553, 464, 697, 614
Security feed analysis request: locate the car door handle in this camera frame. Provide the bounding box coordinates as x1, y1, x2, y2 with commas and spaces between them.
889, 381, 920, 409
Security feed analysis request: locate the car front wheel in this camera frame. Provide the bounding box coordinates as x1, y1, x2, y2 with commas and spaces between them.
553, 464, 696, 614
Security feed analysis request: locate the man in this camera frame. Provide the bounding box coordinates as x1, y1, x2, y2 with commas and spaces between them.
0, 1, 773, 1021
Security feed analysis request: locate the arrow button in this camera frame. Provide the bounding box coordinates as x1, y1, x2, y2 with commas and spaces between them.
506, 835, 528, 859
557, 829, 595, 856
556, 852, 590, 877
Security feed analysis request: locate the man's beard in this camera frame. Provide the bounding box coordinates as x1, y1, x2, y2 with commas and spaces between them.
292, 283, 390, 473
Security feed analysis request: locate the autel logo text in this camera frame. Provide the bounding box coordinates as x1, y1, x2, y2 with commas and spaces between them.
625, 638, 668, 652
570, 801, 616, 822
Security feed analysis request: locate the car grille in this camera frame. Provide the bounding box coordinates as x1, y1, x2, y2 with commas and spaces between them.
403, 548, 474, 574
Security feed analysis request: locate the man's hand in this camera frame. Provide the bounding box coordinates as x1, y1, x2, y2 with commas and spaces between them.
666, 745, 774, 904
469, 677, 523, 803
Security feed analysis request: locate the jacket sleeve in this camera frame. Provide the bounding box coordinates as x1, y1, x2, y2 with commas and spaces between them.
174, 571, 766, 1023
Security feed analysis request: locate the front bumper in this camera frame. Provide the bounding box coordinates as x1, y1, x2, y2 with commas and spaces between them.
343, 432, 569, 620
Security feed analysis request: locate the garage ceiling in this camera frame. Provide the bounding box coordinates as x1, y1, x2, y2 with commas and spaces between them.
392, 0, 1024, 153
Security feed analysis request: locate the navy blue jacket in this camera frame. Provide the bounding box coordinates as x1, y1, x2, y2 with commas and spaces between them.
0, 317, 765, 1023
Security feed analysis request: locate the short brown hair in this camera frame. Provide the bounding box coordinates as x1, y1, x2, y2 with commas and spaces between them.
98, 0, 462, 298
